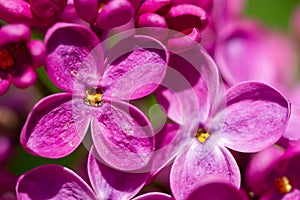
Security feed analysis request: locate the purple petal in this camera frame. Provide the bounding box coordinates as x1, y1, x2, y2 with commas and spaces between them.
186, 179, 248, 200
95, 0, 134, 29
29, 0, 68, 23
73, 0, 98, 23
21, 93, 90, 158
91, 100, 154, 171
155, 46, 220, 124
218, 82, 290, 152
283, 105, 300, 140
27, 40, 46, 68
45, 22, 101, 92
0, 24, 31, 46
165, 4, 208, 33
16, 164, 97, 200
245, 146, 284, 195
138, 0, 172, 14
167, 27, 201, 53
10, 67, 37, 88
133, 192, 175, 200
100, 35, 168, 100
0, 0, 34, 25
170, 143, 240, 200
88, 147, 149, 200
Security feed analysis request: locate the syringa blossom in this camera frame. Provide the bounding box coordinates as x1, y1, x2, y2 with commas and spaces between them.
132, 192, 175, 200
16, 146, 150, 200
214, 20, 297, 87
0, 23, 45, 95
0, 0, 68, 27
74, 0, 135, 30
155, 47, 290, 199
246, 144, 300, 199
135, 0, 208, 51
20, 23, 169, 171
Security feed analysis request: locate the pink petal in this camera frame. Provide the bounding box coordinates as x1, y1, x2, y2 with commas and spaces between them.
218, 82, 290, 152
91, 100, 154, 171
170, 143, 240, 200
21, 93, 90, 158
100, 35, 168, 100
45, 22, 101, 92
88, 147, 149, 200
16, 164, 97, 200
133, 192, 175, 200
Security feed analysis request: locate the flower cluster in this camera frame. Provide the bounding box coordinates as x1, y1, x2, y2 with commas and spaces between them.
1, 0, 300, 200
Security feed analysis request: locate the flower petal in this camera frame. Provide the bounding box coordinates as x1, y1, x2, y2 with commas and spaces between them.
10, 67, 37, 88
155, 46, 220, 124
186, 179, 248, 200
133, 192, 175, 200
21, 93, 90, 158
170, 143, 240, 200
45, 22, 101, 92
100, 35, 168, 100
16, 164, 96, 200
88, 147, 149, 200
91, 100, 154, 171
0, 24, 31, 46
27, 40, 46, 68
73, 0, 98, 23
95, 0, 134, 29
0, 78, 10, 95
217, 82, 290, 152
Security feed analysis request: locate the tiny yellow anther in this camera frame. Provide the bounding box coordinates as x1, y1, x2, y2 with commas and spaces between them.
195, 128, 210, 143
85, 88, 103, 107
274, 176, 292, 194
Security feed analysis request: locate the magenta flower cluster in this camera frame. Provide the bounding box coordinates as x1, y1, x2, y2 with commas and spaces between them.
1, 0, 300, 200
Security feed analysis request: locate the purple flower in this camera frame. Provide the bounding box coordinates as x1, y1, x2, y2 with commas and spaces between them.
155, 48, 290, 199
185, 177, 248, 200
21, 23, 169, 171
136, 0, 208, 52
0, 24, 45, 95
0, 0, 68, 27
214, 20, 297, 87
73, 0, 134, 29
16, 147, 149, 200
246, 144, 300, 199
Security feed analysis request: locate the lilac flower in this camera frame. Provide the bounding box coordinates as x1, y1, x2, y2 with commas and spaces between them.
21, 23, 169, 171
16, 147, 149, 200
214, 20, 297, 87
246, 144, 300, 199
73, 0, 134, 29
136, 0, 208, 51
0, 24, 45, 95
155, 47, 290, 199
186, 177, 248, 200
0, 0, 68, 27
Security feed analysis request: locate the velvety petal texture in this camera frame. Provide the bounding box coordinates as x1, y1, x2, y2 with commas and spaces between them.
45, 22, 101, 92
186, 179, 248, 200
16, 164, 97, 200
88, 147, 149, 200
91, 100, 154, 171
170, 143, 240, 200
21, 93, 90, 158
100, 35, 168, 101
217, 82, 290, 152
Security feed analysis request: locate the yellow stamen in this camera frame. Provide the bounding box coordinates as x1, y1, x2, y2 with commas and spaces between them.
85, 88, 103, 107
274, 176, 292, 194
195, 128, 210, 143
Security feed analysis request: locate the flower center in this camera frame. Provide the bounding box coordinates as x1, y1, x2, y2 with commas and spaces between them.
0, 48, 15, 70
84, 87, 103, 107
194, 128, 210, 143
274, 176, 292, 194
